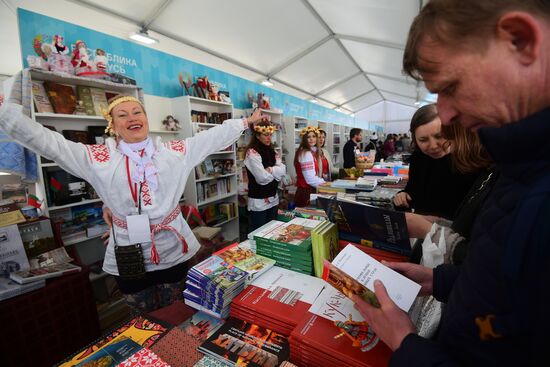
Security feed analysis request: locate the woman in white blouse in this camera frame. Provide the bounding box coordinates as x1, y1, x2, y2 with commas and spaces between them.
293, 126, 325, 207
0, 86, 267, 312
244, 122, 286, 230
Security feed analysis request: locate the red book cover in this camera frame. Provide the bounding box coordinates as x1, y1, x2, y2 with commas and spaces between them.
118, 348, 170, 367
230, 307, 294, 335
290, 313, 391, 367
230, 266, 325, 330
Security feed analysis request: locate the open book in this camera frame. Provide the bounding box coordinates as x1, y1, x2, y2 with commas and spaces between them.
322, 244, 421, 312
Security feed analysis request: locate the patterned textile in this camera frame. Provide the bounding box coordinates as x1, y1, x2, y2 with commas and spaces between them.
150, 328, 204, 367
119, 348, 171, 367
193, 356, 230, 367
0, 70, 37, 181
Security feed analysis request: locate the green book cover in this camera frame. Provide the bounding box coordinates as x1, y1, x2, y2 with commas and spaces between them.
312, 222, 339, 278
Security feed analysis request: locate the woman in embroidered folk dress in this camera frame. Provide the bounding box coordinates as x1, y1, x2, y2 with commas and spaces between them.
244, 122, 286, 230
293, 126, 325, 207
0, 85, 268, 312
317, 129, 336, 181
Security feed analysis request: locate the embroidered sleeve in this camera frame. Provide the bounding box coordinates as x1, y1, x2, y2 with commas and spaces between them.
271, 152, 286, 181
185, 118, 246, 169
244, 149, 275, 185
0, 102, 95, 180
299, 151, 325, 187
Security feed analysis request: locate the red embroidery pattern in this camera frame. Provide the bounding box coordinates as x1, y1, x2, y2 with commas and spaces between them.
119, 348, 170, 367
86, 145, 110, 163
141, 182, 153, 206
168, 140, 185, 154
246, 149, 260, 158
300, 161, 315, 170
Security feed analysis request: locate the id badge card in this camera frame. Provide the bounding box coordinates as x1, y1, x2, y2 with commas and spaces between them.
126, 214, 151, 244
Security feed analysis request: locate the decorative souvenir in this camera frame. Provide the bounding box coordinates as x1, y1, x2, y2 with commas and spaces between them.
48, 35, 72, 74
162, 115, 181, 131
71, 40, 94, 76
94, 48, 108, 72
178, 72, 193, 95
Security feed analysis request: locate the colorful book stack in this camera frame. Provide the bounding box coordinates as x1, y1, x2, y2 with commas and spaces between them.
289, 312, 392, 367
254, 218, 322, 275
213, 241, 275, 285
247, 220, 286, 252
184, 254, 248, 319
198, 317, 291, 367
230, 266, 326, 336
311, 221, 339, 278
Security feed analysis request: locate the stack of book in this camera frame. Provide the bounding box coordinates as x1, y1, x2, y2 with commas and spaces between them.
355, 187, 401, 208
355, 177, 377, 191
213, 241, 275, 285
247, 220, 286, 251
289, 312, 392, 367
254, 218, 322, 275
230, 266, 326, 335
184, 254, 248, 319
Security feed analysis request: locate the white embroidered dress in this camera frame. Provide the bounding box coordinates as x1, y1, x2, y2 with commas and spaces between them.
0, 102, 248, 275
244, 148, 286, 211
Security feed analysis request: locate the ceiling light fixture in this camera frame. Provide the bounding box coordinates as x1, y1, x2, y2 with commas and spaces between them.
309, 98, 318, 104
129, 29, 159, 45
350, 113, 355, 118
261, 79, 274, 87
335, 107, 344, 113
414, 100, 421, 106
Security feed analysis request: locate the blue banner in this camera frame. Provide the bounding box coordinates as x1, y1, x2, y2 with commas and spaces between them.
18, 8, 358, 125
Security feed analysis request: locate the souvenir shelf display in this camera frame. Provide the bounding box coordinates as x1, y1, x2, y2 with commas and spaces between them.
172, 96, 240, 243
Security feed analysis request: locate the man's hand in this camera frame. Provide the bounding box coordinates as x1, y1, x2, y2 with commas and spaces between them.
384, 261, 433, 296
393, 191, 412, 208
352, 280, 416, 351
405, 212, 433, 238
101, 207, 113, 246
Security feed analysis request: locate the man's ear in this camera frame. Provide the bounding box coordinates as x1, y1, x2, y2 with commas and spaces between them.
496, 11, 541, 65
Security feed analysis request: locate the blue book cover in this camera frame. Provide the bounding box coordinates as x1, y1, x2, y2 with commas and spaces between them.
318, 196, 410, 255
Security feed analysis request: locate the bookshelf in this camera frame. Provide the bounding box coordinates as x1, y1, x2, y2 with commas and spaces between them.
172, 96, 239, 243
283, 116, 318, 179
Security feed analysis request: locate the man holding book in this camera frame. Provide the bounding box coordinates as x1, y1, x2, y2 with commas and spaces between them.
353, 1, 550, 365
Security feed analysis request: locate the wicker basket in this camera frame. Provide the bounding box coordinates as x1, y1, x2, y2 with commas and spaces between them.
355, 160, 372, 170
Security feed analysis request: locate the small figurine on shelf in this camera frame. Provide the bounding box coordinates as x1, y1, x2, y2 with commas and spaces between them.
257, 93, 270, 110
195, 76, 209, 99
219, 91, 231, 103
208, 83, 220, 101
29, 34, 51, 70
94, 48, 108, 72
162, 115, 181, 131
71, 40, 94, 76
48, 35, 72, 74
52, 35, 69, 55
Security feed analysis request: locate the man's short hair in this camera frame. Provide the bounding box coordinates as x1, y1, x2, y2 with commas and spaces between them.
350, 128, 362, 139
403, 0, 550, 80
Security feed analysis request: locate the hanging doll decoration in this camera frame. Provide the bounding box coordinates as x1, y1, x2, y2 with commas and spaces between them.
48, 35, 72, 74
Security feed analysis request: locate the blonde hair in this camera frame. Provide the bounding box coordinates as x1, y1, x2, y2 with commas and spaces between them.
103, 95, 146, 136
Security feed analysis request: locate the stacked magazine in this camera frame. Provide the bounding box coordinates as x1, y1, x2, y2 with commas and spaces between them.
230, 266, 326, 336
184, 255, 248, 319
254, 218, 322, 275
184, 242, 276, 318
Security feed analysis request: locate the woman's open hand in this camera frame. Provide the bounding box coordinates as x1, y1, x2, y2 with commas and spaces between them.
246, 108, 270, 126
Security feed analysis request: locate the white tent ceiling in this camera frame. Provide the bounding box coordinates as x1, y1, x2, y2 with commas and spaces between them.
1, 0, 435, 116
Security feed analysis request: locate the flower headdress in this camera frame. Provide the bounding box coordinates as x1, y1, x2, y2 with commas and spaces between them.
300, 126, 320, 137
102, 96, 145, 136
254, 124, 277, 134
